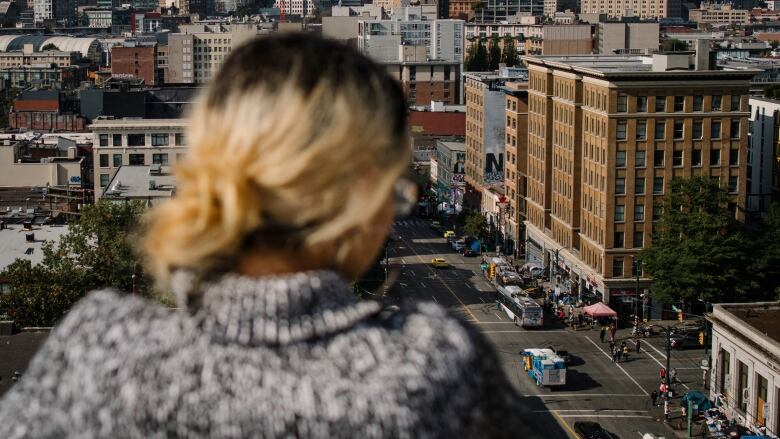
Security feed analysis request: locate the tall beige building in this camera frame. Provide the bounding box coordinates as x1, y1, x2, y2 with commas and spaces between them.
523, 52, 755, 312
579, 0, 681, 19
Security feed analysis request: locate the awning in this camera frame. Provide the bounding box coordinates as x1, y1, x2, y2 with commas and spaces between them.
583, 302, 617, 318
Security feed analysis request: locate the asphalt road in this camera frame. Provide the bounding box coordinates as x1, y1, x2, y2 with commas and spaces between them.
386, 218, 710, 439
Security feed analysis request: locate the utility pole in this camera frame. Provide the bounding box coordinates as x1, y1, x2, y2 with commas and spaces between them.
634, 257, 641, 322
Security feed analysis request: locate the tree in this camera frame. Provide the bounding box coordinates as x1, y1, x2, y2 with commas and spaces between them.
640, 176, 750, 305
660, 39, 689, 52
488, 35, 502, 71
501, 36, 518, 67
0, 87, 20, 129
465, 38, 489, 72
463, 212, 489, 242
0, 201, 153, 327
771, 40, 780, 49
41, 43, 58, 51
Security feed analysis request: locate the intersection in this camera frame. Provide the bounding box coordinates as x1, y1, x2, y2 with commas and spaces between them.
386, 218, 710, 439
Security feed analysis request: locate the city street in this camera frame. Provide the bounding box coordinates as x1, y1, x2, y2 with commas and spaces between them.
385, 218, 711, 439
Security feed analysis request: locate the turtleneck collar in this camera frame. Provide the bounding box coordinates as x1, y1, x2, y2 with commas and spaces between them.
183, 270, 381, 347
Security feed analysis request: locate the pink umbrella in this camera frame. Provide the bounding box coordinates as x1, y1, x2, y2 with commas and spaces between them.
583, 302, 617, 318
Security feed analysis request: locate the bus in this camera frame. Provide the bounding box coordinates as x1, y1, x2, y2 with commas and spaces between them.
496, 286, 544, 328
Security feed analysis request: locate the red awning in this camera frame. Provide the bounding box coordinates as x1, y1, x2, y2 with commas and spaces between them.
583, 302, 617, 318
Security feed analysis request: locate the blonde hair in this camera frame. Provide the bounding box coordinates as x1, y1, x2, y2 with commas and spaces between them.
143, 34, 409, 288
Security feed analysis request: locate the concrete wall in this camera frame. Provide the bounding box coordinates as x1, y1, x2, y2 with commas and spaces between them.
542, 25, 593, 55
747, 98, 780, 214
322, 16, 361, 41
599, 22, 660, 54
0, 146, 82, 187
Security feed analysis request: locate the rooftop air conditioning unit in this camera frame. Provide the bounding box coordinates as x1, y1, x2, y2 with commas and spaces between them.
149, 180, 156, 190
25, 233, 34, 242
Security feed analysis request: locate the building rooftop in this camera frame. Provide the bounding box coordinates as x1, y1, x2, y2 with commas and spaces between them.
0, 223, 69, 271
102, 165, 175, 203
88, 118, 188, 129
716, 302, 780, 345
436, 140, 466, 151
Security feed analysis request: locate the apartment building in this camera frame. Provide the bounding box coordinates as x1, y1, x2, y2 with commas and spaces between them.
523, 51, 754, 307
502, 81, 529, 258
111, 43, 157, 85
597, 22, 660, 54
0, 45, 78, 68
167, 23, 261, 84
579, 0, 681, 19
747, 97, 780, 217
386, 53, 461, 105
89, 118, 188, 198
464, 66, 528, 246
33, 0, 75, 24
689, 3, 750, 24
464, 20, 592, 56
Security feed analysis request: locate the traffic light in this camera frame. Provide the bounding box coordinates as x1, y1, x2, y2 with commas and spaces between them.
699, 331, 705, 346
678, 311, 684, 322
489, 265, 496, 279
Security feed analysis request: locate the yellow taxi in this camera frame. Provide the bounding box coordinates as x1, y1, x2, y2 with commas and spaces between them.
431, 258, 449, 268
443, 230, 456, 239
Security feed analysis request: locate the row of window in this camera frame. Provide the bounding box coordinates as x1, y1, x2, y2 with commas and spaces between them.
614, 119, 740, 141
98, 132, 186, 148
615, 204, 662, 222
615, 174, 738, 195
615, 148, 738, 169
616, 94, 741, 113
99, 152, 170, 169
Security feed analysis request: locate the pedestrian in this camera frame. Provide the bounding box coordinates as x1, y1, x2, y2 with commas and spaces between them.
636, 338, 641, 353
495, 299, 501, 310
660, 367, 667, 380
670, 368, 677, 384
615, 346, 622, 363
681, 404, 687, 419
600, 327, 606, 343
578, 314, 584, 327
650, 390, 658, 407
622, 344, 630, 361
611, 348, 617, 363
609, 341, 615, 354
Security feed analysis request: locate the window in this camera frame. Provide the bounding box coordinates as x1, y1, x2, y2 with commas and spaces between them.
634, 204, 645, 221
692, 149, 702, 166
151, 133, 169, 146
637, 96, 648, 112
719, 349, 731, 401
99, 134, 108, 147
616, 178, 626, 194
673, 120, 684, 139
653, 176, 664, 194
175, 133, 187, 146
711, 120, 722, 139
616, 150, 627, 167
730, 119, 740, 138
711, 95, 721, 111
127, 134, 145, 147
674, 96, 684, 112
129, 153, 145, 166
728, 176, 738, 193
617, 94, 627, 112
655, 96, 666, 112
636, 150, 646, 168
653, 204, 662, 221
711, 149, 721, 166
730, 95, 740, 111
673, 150, 683, 167
693, 121, 703, 139
112, 154, 122, 167
637, 121, 647, 140
634, 231, 644, 248
152, 153, 169, 165
613, 257, 624, 276
655, 120, 665, 140
693, 95, 703, 111
99, 154, 109, 167
635, 177, 645, 195
654, 149, 664, 167
614, 232, 625, 248
615, 205, 625, 222
99, 174, 109, 188
112, 134, 122, 147
617, 120, 627, 140
730, 148, 739, 166
738, 360, 748, 412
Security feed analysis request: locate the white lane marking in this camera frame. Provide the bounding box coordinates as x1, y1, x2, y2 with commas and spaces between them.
410, 271, 416, 277
473, 322, 516, 325
542, 410, 648, 413
480, 330, 569, 333
526, 393, 646, 397
494, 312, 503, 320
628, 340, 690, 390
585, 336, 649, 396
419, 282, 426, 288
479, 297, 486, 303
431, 295, 439, 304
401, 258, 406, 265
557, 415, 652, 419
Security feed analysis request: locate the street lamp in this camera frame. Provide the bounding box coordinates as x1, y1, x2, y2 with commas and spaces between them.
633, 256, 642, 323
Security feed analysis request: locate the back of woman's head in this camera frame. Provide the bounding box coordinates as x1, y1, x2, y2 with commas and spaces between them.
143, 33, 409, 287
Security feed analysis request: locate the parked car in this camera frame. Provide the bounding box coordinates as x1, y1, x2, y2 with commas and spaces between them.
431, 258, 449, 268
452, 242, 465, 251
461, 248, 478, 257
670, 331, 703, 350
573, 421, 615, 439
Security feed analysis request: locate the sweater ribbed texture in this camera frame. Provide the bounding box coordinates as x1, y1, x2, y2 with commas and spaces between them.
0, 270, 541, 438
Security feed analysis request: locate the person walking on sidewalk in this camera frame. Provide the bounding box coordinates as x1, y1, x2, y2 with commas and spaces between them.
600, 327, 606, 343
611, 347, 618, 363
615, 346, 622, 363
650, 390, 658, 407
636, 338, 641, 353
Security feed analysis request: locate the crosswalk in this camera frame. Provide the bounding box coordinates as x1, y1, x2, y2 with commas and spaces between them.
392, 219, 427, 227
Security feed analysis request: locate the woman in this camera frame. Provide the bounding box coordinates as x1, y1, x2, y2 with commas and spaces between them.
0, 34, 540, 438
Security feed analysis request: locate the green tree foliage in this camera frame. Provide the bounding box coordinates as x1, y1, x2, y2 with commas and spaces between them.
488, 35, 502, 71
501, 37, 518, 67
463, 212, 489, 241
465, 38, 489, 72
660, 38, 689, 52
641, 176, 749, 305
0, 88, 20, 129
747, 203, 780, 299
0, 201, 152, 327
40, 43, 58, 51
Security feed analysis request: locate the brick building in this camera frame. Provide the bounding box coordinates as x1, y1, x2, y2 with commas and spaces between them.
111, 43, 157, 85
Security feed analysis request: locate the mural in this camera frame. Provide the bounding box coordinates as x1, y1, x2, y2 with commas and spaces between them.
484, 152, 504, 184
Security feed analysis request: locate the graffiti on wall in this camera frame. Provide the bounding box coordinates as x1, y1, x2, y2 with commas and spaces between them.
484, 152, 504, 184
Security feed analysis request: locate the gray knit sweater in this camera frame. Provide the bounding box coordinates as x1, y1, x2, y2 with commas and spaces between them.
0, 270, 540, 438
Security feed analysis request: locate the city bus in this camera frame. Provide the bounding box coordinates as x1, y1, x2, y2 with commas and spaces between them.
496, 286, 544, 328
